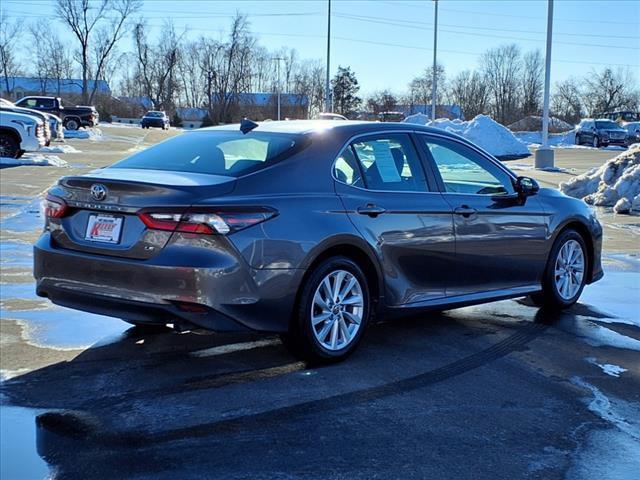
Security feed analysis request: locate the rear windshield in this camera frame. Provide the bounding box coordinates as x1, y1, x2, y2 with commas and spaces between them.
595, 121, 620, 129
111, 131, 303, 177
146, 112, 164, 117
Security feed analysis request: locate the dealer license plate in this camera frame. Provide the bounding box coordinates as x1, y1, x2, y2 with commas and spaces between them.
85, 214, 123, 244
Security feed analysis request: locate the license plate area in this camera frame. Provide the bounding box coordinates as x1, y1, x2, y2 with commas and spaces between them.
85, 214, 123, 244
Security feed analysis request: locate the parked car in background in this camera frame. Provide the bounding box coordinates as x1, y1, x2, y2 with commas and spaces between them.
0, 109, 46, 158
318, 112, 348, 121
34, 120, 603, 362
623, 122, 640, 146
141, 111, 170, 130
601, 111, 639, 123
378, 111, 405, 122
1, 98, 64, 143
575, 119, 628, 148
14, 96, 98, 131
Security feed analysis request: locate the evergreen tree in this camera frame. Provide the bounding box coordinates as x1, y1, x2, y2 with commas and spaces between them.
331, 66, 361, 118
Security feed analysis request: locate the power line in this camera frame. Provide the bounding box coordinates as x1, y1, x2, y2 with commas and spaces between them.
333, 13, 640, 50
379, 0, 640, 26
333, 11, 639, 40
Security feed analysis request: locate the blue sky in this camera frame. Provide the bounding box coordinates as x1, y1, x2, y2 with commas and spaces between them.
2, 0, 639, 95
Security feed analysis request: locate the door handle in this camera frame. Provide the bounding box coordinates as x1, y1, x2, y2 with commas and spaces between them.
454, 205, 477, 217
357, 204, 387, 217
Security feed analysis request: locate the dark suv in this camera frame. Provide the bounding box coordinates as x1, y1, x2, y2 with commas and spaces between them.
575, 119, 628, 148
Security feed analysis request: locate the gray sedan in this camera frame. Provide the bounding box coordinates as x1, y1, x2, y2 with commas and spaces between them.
34, 120, 603, 362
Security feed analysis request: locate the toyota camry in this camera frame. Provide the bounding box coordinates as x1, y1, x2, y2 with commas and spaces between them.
34, 120, 603, 361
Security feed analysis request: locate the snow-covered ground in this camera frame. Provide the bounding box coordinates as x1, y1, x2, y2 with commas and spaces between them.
63, 127, 103, 140
404, 114, 530, 158
0, 154, 68, 167
560, 144, 640, 214
38, 144, 81, 154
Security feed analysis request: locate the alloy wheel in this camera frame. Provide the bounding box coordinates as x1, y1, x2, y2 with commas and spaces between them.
554, 239, 585, 300
311, 269, 364, 351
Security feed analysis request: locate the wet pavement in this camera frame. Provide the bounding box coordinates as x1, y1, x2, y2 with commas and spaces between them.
0, 128, 638, 479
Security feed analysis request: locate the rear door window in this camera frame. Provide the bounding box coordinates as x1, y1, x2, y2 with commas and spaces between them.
348, 134, 428, 192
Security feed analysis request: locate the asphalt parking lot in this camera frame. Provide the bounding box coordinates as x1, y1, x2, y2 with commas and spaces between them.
1, 125, 639, 479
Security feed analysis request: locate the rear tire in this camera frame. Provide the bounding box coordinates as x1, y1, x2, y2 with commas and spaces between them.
574, 133, 581, 145
592, 136, 599, 148
64, 118, 80, 131
282, 256, 371, 363
529, 229, 588, 310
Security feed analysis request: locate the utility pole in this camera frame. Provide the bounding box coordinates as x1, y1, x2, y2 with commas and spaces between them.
535, 0, 554, 168
325, 0, 332, 113
274, 57, 284, 120
431, 0, 438, 121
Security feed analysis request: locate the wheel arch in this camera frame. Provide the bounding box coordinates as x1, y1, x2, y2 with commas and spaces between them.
296, 235, 384, 318
551, 220, 595, 283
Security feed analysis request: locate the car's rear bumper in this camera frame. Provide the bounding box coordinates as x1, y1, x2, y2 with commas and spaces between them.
34, 233, 302, 332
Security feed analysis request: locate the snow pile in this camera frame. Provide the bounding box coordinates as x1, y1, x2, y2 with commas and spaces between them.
560, 144, 640, 214
403, 114, 530, 158
0, 154, 69, 167
508, 116, 573, 133
63, 127, 102, 140
39, 144, 81, 154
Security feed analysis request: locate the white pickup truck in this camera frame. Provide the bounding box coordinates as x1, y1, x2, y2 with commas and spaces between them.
0, 110, 46, 158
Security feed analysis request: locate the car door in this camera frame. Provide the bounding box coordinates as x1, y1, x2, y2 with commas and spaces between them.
334, 132, 455, 306
416, 133, 548, 296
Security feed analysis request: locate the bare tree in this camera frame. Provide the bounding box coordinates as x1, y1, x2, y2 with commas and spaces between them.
56, 0, 141, 104
448, 70, 489, 119
407, 64, 445, 111
0, 14, 23, 95
581, 67, 639, 116
366, 90, 398, 114
29, 20, 75, 96
551, 78, 583, 124
520, 50, 544, 117
134, 21, 183, 112
481, 44, 522, 124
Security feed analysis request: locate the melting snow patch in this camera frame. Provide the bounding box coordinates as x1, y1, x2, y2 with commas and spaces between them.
63, 127, 102, 140
560, 144, 640, 214
567, 377, 640, 480
403, 114, 530, 158
585, 357, 628, 377
0, 154, 68, 167
38, 144, 81, 154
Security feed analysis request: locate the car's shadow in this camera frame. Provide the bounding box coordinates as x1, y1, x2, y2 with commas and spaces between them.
1, 301, 605, 479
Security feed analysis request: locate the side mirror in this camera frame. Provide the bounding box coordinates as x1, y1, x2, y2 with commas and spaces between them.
516, 176, 540, 197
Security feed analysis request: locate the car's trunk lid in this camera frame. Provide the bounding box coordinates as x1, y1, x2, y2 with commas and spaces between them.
49, 168, 236, 259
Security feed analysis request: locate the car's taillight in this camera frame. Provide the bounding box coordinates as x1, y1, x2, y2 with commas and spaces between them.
138, 209, 277, 235
43, 194, 68, 218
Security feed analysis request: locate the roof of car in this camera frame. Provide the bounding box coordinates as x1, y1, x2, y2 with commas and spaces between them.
199, 119, 447, 136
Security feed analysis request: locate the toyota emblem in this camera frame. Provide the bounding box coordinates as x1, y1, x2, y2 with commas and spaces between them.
90, 184, 108, 201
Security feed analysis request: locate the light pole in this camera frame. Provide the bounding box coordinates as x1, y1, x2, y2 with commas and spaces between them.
535, 0, 554, 169
325, 0, 332, 113
274, 56, 284, 120
431, 0, 438, 121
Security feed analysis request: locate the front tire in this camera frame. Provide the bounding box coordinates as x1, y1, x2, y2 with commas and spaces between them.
282, 256, 370, 363
529, 229, 588, 310
574, 133, 581, 145
0, 133, 20, 158
592, 136, 599, 148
